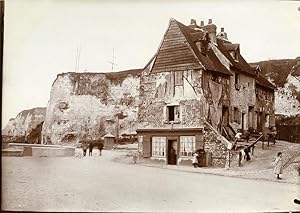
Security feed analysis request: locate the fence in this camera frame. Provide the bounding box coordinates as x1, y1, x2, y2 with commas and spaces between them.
276, 124, 300, 143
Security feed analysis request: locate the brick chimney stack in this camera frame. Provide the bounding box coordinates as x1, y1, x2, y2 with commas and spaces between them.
217, 27, 228, 40
190, 19, 197, 26
203, 19, 217, 44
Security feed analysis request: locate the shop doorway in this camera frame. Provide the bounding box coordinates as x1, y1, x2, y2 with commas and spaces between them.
257, 112, 263, 132
167, 139, 177, 165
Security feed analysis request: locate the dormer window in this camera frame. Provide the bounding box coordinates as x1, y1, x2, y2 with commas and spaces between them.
235, 73, 241, 90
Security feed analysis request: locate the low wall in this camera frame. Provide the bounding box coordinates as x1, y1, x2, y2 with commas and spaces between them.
32, 147, 75, 157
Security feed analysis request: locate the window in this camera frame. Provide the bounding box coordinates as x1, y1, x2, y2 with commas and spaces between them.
152, 137, 166, 157
235, 74, 240, 90
234, 107, 240, 123
212, 74, 222, 83
167, 105, 180, 122
265, 114, 270, 128
235, 73, 240, 85
174, 71, 183, 86
180, 136, 196, 157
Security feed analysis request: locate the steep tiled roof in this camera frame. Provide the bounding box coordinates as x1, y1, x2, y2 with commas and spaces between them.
175, 20, 232, 75
250, 65, 276, 90
217, 38, 256, 76
255, 74, 276, 90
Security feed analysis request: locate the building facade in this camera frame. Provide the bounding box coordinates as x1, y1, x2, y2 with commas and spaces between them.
137, 18, 275, 167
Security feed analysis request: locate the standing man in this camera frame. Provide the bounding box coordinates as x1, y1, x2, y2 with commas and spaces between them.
88, 142, 93, 156
98, 142, 104, 156
82, 142, 88, 157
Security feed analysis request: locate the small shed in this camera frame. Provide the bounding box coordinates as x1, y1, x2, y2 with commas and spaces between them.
104, 133, 115, 149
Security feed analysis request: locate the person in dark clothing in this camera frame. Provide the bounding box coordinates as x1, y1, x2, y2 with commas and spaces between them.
98, 142, 104, 156
82, 142, 88, 157
244, 146, 251, 161
244, 130, 250, 143
88, 142, 93, 156
169, 147, 177, 165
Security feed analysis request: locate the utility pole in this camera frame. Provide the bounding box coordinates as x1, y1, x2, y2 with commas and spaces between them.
74, 46, 81, 72
107, 48, 117, 71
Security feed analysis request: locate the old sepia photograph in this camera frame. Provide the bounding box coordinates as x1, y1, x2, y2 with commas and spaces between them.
1, 0, 300, 212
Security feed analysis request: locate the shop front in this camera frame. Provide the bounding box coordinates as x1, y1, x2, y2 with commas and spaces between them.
137, 128, 204, 165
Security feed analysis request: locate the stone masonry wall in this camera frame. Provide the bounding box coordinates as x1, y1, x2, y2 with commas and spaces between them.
203, 125, 228, 167
230, 73, 256, 131
138, 68, 205, 129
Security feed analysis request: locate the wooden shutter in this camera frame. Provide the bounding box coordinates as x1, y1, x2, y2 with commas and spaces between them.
231, 107, 235, 122
237, 108, 241, 124
195, 134, 204, 150
143, 135, 151, 158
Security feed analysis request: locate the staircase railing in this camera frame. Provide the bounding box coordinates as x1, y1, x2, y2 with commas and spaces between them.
237, 134, 263, 166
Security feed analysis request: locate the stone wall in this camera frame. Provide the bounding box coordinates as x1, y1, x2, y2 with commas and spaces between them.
42, 70, 141, 144
230, 73, 256, 131
203, 125, 228, 167
138, 68, 204, 129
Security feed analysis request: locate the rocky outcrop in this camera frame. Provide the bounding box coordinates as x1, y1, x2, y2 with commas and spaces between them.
251, 57, 300, 117
42, 69, 141, 144
2, 107, 46, 137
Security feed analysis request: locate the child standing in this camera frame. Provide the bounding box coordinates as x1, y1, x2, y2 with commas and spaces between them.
273, 152, 283, 180
133, 151, 138, 164
192, 152, 199, 168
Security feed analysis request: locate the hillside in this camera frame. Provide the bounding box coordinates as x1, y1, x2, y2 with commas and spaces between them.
251, 57, 300, 116
2, 107, 46, 137
42, 69, 142, 144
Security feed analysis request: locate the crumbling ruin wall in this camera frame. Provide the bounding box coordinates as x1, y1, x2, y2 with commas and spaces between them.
202, 71, 231, 129
42, 71, 140, 144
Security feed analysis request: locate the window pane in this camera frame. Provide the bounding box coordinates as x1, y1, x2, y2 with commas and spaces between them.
152, 137, 166, 157
179, 136, 196, 157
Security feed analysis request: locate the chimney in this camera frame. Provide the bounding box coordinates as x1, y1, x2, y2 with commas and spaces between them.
217, 27, 228, 40
203, 19, 217, 44
190, 19, 197, 26
200, 20, 204, 27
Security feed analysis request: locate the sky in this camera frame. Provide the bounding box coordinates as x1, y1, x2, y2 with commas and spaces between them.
2, 0, 300, 127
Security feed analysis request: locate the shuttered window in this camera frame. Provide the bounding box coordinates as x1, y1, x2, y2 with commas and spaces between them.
179, 136, 195, 157
142, 136, 151, 158
233, 107, 240, 123
174, 71, 183, 86
152, 137, 166, 157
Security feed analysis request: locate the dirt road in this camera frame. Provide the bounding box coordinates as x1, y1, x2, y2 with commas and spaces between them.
2, 149, 299, 212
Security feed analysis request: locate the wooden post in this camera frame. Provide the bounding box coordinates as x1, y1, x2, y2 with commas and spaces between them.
262, 140, 264, 150
238, 151, 241, 167
228, 150, 231, 168
116, 116, 119, 144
